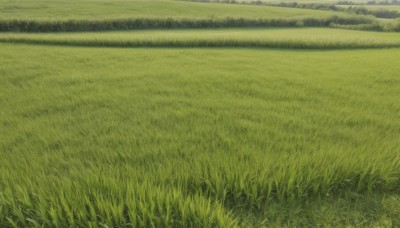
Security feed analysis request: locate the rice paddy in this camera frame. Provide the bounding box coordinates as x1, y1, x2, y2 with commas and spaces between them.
1, 27, 400, 48
0, 0, 381, 32
1, 0, 399, 227
0, 0, 345, 20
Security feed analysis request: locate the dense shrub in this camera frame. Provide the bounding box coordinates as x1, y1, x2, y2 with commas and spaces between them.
329, 22, 385, 31
0, 16, 375, 32
346, 6, 399, 18
373, 9, 400, 18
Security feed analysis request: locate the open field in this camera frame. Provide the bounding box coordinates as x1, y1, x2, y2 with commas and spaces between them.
1, 0, 400, 226
1, 43, 400, 226
337, 4, 400, 12
0, 0, 345, 20
1, 27, 400, 48
238, 0, 374, 3
364, 5, 400, 12
0, 0, 383, 32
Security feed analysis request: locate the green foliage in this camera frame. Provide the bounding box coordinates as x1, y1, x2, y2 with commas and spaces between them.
1, 27, 400, 49
346, 6, 400, 18
0, 15, 375, 32
0, 0, 346, 20
0, 0, 399, 226
0, 0, 381, 32
0, 44, 399, 226
188, 0, 400, 19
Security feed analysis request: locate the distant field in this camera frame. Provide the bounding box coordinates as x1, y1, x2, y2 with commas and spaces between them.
1, 0, 380, 32
199, 0, 373, 4
337, 4, 400, 12
0, 43, 399, 226
238, 0, 370, 4
0, 0, 344, 20
1, 28, 400, 48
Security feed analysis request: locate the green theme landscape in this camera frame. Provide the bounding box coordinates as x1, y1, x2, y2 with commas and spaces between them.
0, 0, 399, 227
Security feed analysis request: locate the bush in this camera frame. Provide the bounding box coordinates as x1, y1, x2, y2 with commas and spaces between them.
0, 16, 376, 32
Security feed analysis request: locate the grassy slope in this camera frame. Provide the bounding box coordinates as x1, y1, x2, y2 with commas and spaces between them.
0, 43, 399, 226
0, 0, 344, 20
1, 27, 400, 48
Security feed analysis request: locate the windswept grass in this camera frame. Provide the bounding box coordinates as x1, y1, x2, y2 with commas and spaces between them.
0, 44, 399, 226
1, 27, 400, 49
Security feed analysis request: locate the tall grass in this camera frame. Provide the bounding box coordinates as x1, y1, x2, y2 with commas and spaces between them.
1, 150, 399, 226
1, 27, 400, 49
0, 16, 375, 32
0, 44, 399, 226
0, 0, 358, 20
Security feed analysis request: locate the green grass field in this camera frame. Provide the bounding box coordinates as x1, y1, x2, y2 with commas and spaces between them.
1, 27, 400, 48
1, 43, 399, 227
0, 0, 399, 227
337, 4, 400, 12
0, 0, 343, 20
0, 0, 382, 32
240, 0, 373, 3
